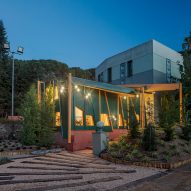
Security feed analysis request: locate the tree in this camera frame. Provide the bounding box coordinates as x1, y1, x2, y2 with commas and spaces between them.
38, 85, 55, 147
19, 85, 40, 145
0, 20, 11, 117
158, 93, 178, 141
142, 123, 156, 151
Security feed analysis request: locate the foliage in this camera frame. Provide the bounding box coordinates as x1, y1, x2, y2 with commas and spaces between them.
129, 99, 140, 139
19, 85, 40, 145
182, 124, 191, 141
158, 93, 178, 141
142, 123, 157, 151
0, 20, 11, 117
37, 85, 55, 147
19, 84, 56, 147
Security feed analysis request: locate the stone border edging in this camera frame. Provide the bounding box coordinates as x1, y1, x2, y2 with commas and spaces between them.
100, 153, 191, 169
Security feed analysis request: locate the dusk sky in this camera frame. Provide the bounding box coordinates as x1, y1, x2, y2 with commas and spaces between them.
0, 0, 190, 69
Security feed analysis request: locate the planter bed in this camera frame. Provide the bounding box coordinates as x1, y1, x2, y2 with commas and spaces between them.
100, 153, 191, 169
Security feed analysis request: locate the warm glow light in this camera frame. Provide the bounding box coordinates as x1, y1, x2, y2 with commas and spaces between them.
136, 94, 139, 98
74, 85, 78, 89
77, 88, 80, 92
87, 93, 91, 96
85, 95, 89, 99
123, 96, 127, 100
60, 86, 65, 93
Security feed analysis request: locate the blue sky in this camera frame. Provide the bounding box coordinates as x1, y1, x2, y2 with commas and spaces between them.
0, 0, 190, 68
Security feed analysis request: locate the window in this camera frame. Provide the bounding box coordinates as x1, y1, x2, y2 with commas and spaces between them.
100, 114, 110, 126
55, 112, 60, 126
98, 74, 101, 82
127, 60, 133, 77
179, 65, 183, 73
86, 115, 94, 126
118, 114, 123, 126
75, 107, 84, 126
166, 59, 171, 82
120, 63, 126, 84
107, 67, 112, 83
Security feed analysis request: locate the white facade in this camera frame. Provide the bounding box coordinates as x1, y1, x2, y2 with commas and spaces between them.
96, 40, 183, 84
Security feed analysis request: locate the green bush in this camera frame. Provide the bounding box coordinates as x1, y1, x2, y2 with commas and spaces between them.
19, 85, 55, 147
19, 85, 40, 145
129, 119, 140, 139
142, 123, 157, 151
163, 124, 175, 141
182, 124, 191, 141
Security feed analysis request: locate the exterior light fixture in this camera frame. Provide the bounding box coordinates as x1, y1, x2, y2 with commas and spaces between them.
3, 43, 10, 50
3, 43, 24, 116
136, 94, 139, 98
85, 93, 91, 99
17, 46, 24, 54
123, 96, 127, 100
77, 88, 80, 92
60, 86, 65, 93
74, 85, 78, 89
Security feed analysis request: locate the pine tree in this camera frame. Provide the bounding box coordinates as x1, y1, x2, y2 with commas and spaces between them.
0, 20, 11, 117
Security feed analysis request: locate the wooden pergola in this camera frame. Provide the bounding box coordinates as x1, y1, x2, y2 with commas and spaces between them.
121, 83, 183, 128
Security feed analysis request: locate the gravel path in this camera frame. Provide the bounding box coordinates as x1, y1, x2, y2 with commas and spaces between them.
0, 150, 165, 191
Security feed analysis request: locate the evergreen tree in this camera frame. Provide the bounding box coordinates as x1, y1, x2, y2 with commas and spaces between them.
19, 85, 40, 145
0, 20, 11, 117
38, 85, 55, 147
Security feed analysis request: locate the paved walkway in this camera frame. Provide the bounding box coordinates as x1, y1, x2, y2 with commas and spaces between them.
112, 163, 191, 191
0, 150, 163, 191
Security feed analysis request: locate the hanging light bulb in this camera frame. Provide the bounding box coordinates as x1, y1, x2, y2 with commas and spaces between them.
123, 96, 127, 100
77, 88, 80, 92
60, 86, 65, 93
74, 85, 78, 89
136, 94, 139, 98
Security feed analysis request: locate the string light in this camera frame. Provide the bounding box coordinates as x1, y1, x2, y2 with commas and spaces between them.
60, 86, 65, 93
123, 96, 127, 100
74, 85, 78, 89
85, 92, 91, 99
136, 94, 139, 98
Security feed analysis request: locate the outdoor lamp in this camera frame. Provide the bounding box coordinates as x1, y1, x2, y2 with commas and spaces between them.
3, 43, 10, 50
17, 46, 24, 54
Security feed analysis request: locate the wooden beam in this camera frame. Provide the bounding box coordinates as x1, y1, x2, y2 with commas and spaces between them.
179, 83, 183, 125
104, 92, 113, 130
68, 73, 72, 144
140, 87, 145, 128
119, 96, 125, 128
98, 90, 101, 121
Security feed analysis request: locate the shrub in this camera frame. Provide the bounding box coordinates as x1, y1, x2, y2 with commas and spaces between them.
182, 124, 191, 141
129, 119, 140, 139
142, 123, 157, 151
163, 124, 175, 141
19, 85, 40, 145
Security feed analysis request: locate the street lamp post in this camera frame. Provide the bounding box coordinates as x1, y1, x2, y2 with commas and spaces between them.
3, 43, 24, 116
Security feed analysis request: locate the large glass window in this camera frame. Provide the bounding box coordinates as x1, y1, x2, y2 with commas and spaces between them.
100, 114, 110, 126
127, 60, 133, 77
118, 114, 123, 126
55, 112, 60, 126
86, 115, 94, 126
75, 107, 84, 126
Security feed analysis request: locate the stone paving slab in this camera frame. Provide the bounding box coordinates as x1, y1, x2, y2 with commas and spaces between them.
0, 150, 164, 191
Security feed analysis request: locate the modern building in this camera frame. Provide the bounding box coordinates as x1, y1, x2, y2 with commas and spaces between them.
96, 39, 183, 85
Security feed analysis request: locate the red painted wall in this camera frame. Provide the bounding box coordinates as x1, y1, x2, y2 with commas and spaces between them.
62, 129, 128, 151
